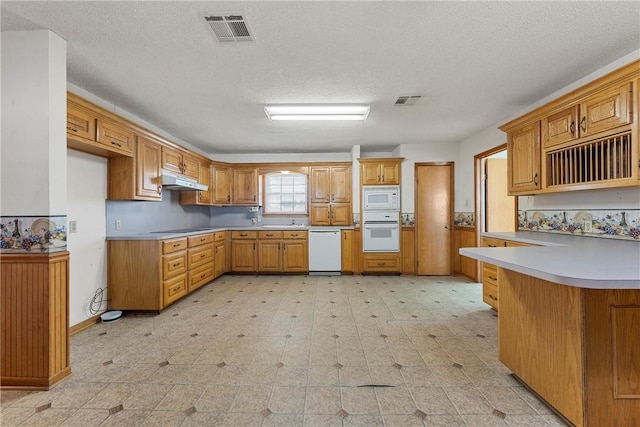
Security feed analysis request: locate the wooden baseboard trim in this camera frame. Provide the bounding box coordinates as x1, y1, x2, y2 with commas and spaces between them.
69, 313, 102, 336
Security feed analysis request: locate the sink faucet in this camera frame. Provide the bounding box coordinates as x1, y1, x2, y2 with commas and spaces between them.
291, 219, 296, 225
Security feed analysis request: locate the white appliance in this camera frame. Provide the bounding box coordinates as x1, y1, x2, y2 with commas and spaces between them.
161, 171, 208, 191
362, 186, 400, 211
308, 228, 342, 274
362, 211, 400, 252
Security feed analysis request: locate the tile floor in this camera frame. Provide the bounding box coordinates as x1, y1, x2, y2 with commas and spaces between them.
0, 275, 568, 427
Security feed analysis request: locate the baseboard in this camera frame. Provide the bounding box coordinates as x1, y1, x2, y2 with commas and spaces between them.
69, 313, 102, 336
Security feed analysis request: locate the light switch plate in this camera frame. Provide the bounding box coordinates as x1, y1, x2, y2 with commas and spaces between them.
69, 221, 78, 233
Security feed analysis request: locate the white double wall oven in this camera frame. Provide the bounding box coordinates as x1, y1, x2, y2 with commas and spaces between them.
362, 186, 401, 252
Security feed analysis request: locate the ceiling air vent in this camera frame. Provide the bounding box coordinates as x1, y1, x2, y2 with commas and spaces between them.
394, 96, 421, 106
204, 14, 254, 43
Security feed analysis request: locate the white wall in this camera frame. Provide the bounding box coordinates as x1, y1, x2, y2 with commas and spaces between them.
66, 150, 108, 325
1, 31, 67, 216
393, 142, 459, 213
456, 49, 640, 213
212, 152, 352, 163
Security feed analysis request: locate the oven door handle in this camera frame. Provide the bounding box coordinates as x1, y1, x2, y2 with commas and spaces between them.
363, 222, 399, 229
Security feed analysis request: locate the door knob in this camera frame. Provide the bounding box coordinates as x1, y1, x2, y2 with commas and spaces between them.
444, 225, 450, 230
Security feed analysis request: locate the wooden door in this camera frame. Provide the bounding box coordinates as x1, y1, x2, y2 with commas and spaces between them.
330, 167, 351, 203
507, 122, 541, 194
283, 240, 308, 272
485, 158, 515, 232
330, 203, 351, 226
258, 240, 281, 272
136, 136, 162, 199
232, 168, 258, 205
310, 167, 331, 203
212, 165, 232, 205
416, 163, 453, 275
231, 240, 257, 272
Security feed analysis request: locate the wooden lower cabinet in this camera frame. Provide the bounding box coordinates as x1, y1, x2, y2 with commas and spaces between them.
362, 252, 401, 273
108, 233, 220, 312
231, 231, 258, 272
247, 230, 308, 273
341, 230, 354, 273
213, 232, 228, 278
1, 252, 71, 390
401, 228, 415, 275
454, 227, 477, 280
258, 239, 282, 272
282, 232, 308, 272
499, 269, 640, 427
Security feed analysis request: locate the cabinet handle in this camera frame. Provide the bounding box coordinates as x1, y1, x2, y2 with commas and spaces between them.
266, 233, 273, 237
381, 175, 385, 182
488, 275, 497, 281
377, 262, 386, 266
173, 262, 181, 267
173, 243, 180, 248
332, 193, 335, 202
489, 294, 497, 301
215, 247, 218, 253
173, 286, 180, 292
291, 233, 298, 237
200, 273, 206, 279
110, 140, 122, 147
200, 254, 206, 258
157, 186, 162, 195
278, 243, 281, 250
377, 175, 381, 182
569, 120, 576, 136
227, 195, 231, 202
67, 126, 78, 132
253, 242, 256, 250
580, 116, 587, 133
200, 238, 206, 242
533, 173, 539, 186
253, 195, 256, 201
240, 233, 247, 237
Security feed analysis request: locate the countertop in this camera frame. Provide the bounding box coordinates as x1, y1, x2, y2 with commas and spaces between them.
106, 225, 354, 241
460, 231, 640, 289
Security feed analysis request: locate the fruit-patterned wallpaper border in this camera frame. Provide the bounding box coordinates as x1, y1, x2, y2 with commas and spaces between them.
0, 215, 67, 253
518, 209, 640, 241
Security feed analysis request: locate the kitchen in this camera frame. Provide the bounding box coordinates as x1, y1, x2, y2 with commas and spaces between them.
1, 2, 640, 426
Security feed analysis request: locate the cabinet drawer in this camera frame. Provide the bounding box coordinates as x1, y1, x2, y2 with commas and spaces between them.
363, 253, 400, 272
189, 264, 214, 291
283, 230, 307, 240
163, 275, 187, 307
231, 230, 257, 239
188, 233, 214, 247
188, 245, 214, 269
163, 252, 187, 280
482, 237, 506, 248
482, 282, 498, 310
505, 240, 535, 247
163, 238, 188, 254
214, 231, 226, 242
258, 230, 283, 239
482, 265, 499, 287
96, 119, 133, 155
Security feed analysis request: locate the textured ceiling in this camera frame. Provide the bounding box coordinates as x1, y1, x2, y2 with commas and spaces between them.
2, 1, 639, 155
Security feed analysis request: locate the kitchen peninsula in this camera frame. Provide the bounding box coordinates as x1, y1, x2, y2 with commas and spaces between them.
460, 233, 639, 427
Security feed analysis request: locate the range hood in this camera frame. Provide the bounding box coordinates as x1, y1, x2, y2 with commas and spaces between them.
161, 171, 208, 191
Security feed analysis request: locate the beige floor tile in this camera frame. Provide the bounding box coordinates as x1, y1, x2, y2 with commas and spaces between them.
123, 383, 173, 410
477, 386, 537, 415
409, 386, 458, 414
504, 414, 555, 426
82, 383, 139, 409
305, 386, 341, 414
140, 410, 186, 427
98, 409, 152, 427
240, 364, 278, 385
229, 385, 272, 413
461, 414, 509, 426
0, 407, 36, 426
382, 414, 425, 426
269, 386, 306, 413
221, 411, 264, 426
308, 366, 340, 386
210, 365, 247, 385
342, 414, 384, 426
339, 366, 372, 387
368, 367, 405, 387
275, 365, 308, 386
180, 411, 226, 427
443, 386, 494, 415
57, 408, 109, 427
422, 414, 467, 426
262, 413, 305, 426
196, 385, 238, 412
17, 408, 75, 427
303, 413, 343, 426
155, 384, 205, 411
374, 386, 417, 415
340, 386, 380, 415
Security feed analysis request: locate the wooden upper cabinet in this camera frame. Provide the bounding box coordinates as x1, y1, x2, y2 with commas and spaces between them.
162, 147, 199, 179
507, 121, 541, 194
232, 167, 258, 205
579, 82, 632, 137
330, 167, 351, 203
542, 105, 579, 148
309, 204, 331, 226
179, 162, 212, 206
67, 103, 96, 142
212, 164, 232, 205
136, 136, 162, 200
360, 158, 401, 185
96, 119, 134, 156
310, 167, 331, 203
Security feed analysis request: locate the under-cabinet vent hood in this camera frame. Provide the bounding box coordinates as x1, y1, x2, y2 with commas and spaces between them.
161, 171, 208, 191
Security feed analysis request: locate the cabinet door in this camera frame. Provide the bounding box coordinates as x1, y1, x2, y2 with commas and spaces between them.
162, 147, 183, 174
258, 240, 282, 272
330, 204, 352, 226
231, 240, 257, 272
96, 119, 133, 155
212, 165, 232, 205
310, 167, 331, 203
233, 168, 258, 205
542, 105, 579, 148
507, 121, 541, 194
197, 164, 211, 204
580, 83, 631, 137
401, 228, 415, 275
67, 103, 96, 142
310, 204, 331, 226
380, 161, 400, 184
182, 154, 199, 180
136, 136, 162, 200
330, 167, 351, 203
214, 241, 227, 278
341, 230, 354, 273
361, 163, 381, 185
283, 240, 308, 272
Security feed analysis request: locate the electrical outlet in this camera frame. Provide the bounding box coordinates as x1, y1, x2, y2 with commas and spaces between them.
69, 221, 78, 233
115, 220, 122, 230
582, 220, 592, 233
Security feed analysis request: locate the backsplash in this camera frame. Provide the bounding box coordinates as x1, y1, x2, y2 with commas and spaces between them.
518, 209, 640, 241
0, 215, 67, 253
454, 212, 475, 227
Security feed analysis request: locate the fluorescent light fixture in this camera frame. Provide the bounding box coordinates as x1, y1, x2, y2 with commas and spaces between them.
264, 105, 370, 121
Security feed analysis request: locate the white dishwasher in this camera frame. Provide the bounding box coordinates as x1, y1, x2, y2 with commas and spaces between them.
308, 228, 342, 274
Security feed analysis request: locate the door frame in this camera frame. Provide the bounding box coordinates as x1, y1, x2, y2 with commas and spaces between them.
414, 162, 455, 275
473, 144, 519, 279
